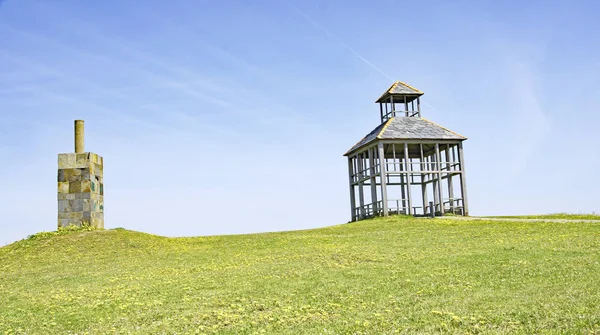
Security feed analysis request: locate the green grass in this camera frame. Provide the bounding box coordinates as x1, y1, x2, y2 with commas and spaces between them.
481, 213, 600, 220
1, 217, 600, 334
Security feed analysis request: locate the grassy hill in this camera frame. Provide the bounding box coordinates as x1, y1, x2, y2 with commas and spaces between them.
1, 216, 599, 334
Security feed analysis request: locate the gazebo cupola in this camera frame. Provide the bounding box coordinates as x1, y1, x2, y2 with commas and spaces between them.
344, 81, 469, 221
376, 81, 424, 121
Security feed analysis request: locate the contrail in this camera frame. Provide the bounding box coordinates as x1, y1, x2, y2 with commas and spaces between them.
289, 4, 394, 81
288, 4, 446, 114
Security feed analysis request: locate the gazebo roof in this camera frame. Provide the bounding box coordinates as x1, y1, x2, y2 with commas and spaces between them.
375, 81, 424, 103
344, 117, 466, 156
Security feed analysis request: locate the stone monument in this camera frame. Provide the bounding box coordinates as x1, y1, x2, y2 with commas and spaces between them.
57, 120, 104, 228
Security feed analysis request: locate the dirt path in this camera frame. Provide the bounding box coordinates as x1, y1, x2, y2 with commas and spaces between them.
434, 216, 600, 223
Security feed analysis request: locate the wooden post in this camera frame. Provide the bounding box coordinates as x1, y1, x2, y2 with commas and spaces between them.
394, 143, 406, 212
404, 143, 412, 215
377, 142, 388, 216
348, 156, 356, 221
445, 145, 455, 213
368, 147, 378, 216
404, 96, 408, 117
410, 158, 416, 184
417, 97, 421, 117
358, 153, 365, 219
435, 143, 444, 215
431, 153, 440, 214
398, 160, 406, 212
420, 144, 428, 216
390, 96, 395, 118
379, 103, 383, 122
458, 142, 469, 216
385, 100, 388, 118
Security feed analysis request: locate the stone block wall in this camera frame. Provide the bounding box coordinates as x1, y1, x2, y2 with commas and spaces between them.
57, 152, 104, 228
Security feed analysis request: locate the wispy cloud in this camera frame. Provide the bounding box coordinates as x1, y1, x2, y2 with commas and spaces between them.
506, 59, 551, 175
60, 20, 230, 94
87, 11, 309, 121
0, 52, 183, 133
22, 1, 328, 128
92, 9, 318, 125
0, 23, 232, 109
106, 1, 275, 84
25, 15, 310, 123
0, 18, 316, 139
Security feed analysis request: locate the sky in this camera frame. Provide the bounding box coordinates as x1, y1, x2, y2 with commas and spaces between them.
1, 0, 599, 245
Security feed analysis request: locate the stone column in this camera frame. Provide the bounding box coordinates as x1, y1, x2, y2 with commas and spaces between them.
75, 120, 84, 153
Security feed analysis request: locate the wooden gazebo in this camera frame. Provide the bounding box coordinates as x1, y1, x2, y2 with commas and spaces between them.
344, 82, 469, 221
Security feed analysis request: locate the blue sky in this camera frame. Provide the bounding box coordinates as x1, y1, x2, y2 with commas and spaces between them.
1, 0, 599, 245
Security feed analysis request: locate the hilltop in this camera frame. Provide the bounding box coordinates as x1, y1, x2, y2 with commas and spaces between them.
1, 216, 599, 334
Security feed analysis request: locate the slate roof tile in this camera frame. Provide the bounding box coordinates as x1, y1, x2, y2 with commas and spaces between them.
344, 117, 466, 155
375, 81, 424, 103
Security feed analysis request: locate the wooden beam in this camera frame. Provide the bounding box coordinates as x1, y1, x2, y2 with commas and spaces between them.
420, 144, 428, 216
379, 140, 464, 145
358, 153, 365, 219
404, 143, 412, 215
430, 153, 438, 213
345, 140, 462, 158
348, 157, 356, 221
378, 142, 389, 216
435, 143, 443, 214
358, 171, 461, 186
458, 142, 469, 216
368, 147, 378, 215
445, 145, 455, 213
394, 143, 406, 211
